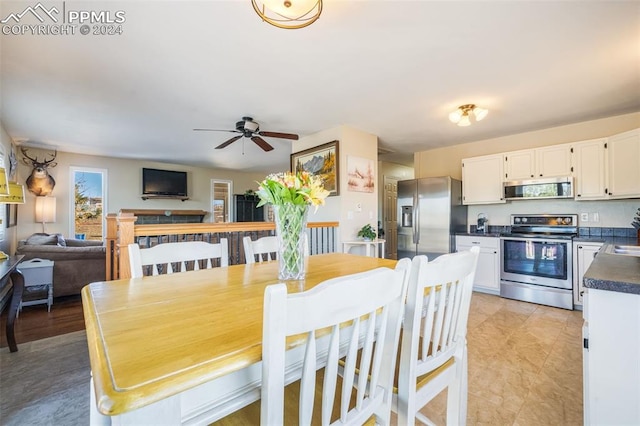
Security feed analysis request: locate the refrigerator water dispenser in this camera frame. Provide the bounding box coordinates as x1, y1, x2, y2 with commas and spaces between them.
402, 206, 413, 227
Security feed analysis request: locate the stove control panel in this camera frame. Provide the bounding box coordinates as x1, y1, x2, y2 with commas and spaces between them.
511, 214, 577, 227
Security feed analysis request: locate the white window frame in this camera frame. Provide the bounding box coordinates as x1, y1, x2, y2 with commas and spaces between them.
69, 166, 108, 240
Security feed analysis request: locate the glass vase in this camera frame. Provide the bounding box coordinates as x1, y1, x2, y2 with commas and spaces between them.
273, 203, 309, 280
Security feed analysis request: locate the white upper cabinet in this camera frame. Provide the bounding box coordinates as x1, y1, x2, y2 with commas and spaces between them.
572, 138, 607, 200
504, 145, 572, 181
504, 149, 535, 180
462, 154, 505, 205
536, 144, 573, 178
607, 128, 640, 199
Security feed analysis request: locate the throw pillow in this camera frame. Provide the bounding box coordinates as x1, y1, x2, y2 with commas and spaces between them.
25, 233, 59, 246
55, 233, 67, 246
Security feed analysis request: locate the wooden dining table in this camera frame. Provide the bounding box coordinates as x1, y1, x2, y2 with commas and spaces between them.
82, 253, 397, 425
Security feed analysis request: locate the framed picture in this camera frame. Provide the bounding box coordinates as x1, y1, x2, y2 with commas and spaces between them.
6, 204, 17, 228
347, 155, 375, 193
291, 140, 339, 196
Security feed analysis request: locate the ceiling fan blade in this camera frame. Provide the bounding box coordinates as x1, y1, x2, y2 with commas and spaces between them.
258, 131, 299, 140
194, 128, 240, 133
251, 136, 274, 152
215, 135, 243, 149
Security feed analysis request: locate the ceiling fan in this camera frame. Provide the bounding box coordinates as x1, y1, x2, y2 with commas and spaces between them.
194, 116, 299, 152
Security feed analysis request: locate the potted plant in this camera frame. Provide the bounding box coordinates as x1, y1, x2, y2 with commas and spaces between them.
357, 224, 377, 241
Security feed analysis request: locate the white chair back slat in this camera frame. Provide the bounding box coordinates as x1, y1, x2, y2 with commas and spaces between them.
128, 239, 229, 278
322, 325, 340, 425
261, 257, 411, 426
396, 247, 480, 425
356, 311, 377, 410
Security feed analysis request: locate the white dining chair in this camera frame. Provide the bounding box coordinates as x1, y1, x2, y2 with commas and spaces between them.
128, 239, 229, 278
243, 234, 310, 264
243, 236, 278, 264
215, 258, 411, 426
395, 246, 479, 426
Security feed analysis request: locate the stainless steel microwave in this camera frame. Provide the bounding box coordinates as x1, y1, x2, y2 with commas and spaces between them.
504, 177, 574, 200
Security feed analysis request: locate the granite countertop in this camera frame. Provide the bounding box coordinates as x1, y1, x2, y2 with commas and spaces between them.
583, 242, 640, 295
456, 232, 502, 238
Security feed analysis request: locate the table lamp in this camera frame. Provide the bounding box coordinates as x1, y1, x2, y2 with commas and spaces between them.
35, 196, 56, 233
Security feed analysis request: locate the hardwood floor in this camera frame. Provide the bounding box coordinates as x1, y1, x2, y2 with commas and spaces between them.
0, 295, 85, 348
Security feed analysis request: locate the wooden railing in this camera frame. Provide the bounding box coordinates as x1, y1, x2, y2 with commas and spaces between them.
105, 213, 339, 280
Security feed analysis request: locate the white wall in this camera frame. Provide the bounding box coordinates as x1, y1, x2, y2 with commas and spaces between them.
296, 125, 378, 249
0, 122, 14, 253
15, 149, 267, 241
414, 112, 640, 227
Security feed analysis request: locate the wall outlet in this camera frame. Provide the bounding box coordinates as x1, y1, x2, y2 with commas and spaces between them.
580, 213, 589, 222
347, 211, 354, 220
591, 212, 600, 222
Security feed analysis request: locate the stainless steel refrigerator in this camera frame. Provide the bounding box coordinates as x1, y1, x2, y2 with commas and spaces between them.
397, 176, 467, 260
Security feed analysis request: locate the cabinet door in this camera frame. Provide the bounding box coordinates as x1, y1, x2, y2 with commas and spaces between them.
536, 144, 572, 177
573, 139, 607, 200
574, 242, 602, 305
607, 128, 640, 199
461, 154, 505, 205
504, 149, 535, 180
456, 236, 500, 293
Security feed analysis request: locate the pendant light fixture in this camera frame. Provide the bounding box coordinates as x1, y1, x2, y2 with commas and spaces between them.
252, 0, 323, 29
449, 104, 489, 127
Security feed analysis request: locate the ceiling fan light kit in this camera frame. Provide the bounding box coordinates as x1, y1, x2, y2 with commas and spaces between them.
194, 116, 299, 152
251, 0, 322, 29
449, 104, 489, 127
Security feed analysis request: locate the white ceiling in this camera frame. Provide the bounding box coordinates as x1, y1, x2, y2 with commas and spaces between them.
1, 1, 638, 172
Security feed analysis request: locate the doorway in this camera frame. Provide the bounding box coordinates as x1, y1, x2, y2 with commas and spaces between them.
211, 180, 232, 222
383, 176, 398, 259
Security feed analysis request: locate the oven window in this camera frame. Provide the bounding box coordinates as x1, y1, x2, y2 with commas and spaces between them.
503, 239, 568, 280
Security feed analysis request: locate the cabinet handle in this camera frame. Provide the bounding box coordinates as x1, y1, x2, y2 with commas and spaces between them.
577, 194, 581, 197
471, 242, 481, 245
580, 291, 584, 296
530, 174, 534, 177
539, 174, 543, 177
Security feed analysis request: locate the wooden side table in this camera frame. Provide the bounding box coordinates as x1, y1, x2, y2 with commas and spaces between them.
342, 239, 386, 258
18, 258, 54, 312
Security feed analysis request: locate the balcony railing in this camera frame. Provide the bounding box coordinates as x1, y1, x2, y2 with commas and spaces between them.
105, 213, 339, 280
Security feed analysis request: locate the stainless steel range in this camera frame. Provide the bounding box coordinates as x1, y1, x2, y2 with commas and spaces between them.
500, 214, 577, 310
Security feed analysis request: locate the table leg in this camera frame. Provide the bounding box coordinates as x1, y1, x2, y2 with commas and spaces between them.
7, 271, 24, 353
48, 283, 53, 312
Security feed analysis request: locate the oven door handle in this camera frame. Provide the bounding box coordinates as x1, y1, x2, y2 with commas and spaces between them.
500, 236, 571, 245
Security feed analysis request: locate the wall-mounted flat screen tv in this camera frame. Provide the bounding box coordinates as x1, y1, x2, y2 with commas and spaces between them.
142, 168, 188, 196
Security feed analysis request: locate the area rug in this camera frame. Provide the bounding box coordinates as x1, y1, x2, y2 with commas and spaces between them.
0, 331, 90, 425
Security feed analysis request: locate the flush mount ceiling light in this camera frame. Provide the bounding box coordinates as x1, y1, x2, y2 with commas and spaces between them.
252, 0, 323, 29
449, 104, 489, 127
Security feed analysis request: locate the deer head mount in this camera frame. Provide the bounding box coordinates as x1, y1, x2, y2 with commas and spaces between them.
21, 147, 57, 196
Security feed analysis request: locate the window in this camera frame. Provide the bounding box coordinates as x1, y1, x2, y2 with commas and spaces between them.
211, 179, 232, 223
70, 167, 107, 240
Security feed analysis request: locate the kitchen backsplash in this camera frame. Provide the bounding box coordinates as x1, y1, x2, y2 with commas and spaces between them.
467, 199, 638, 228
469, 224, 637, 238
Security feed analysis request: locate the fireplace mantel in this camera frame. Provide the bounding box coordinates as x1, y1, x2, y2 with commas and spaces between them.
119, 209, 208, 224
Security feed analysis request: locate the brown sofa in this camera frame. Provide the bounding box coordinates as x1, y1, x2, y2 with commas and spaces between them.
16, 233, 106, 297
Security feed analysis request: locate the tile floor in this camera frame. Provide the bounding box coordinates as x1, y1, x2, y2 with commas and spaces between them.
416, 292, 584, 425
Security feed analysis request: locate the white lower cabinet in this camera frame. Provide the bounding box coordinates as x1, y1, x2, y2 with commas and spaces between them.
583, 289, 640, 425
572, 241, 602, 306
456, 235, 500, 294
